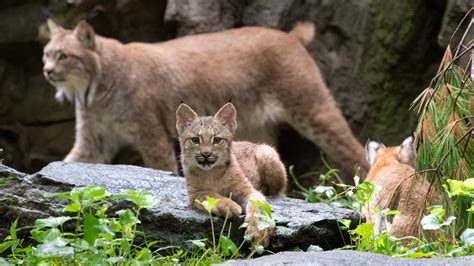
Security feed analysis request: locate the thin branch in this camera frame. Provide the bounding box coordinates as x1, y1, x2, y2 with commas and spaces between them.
449, 7, 473, 49
459, 127, 473, 160
454, 17, 474, 58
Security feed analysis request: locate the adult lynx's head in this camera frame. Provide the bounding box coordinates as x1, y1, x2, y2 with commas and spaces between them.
43, 19, 101, 106
176, 103, 237, 171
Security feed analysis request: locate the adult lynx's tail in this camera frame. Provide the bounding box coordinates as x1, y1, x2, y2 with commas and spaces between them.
289, 22, 315, 46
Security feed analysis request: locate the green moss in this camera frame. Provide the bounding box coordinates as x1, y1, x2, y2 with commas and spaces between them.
364, 0, 443, 144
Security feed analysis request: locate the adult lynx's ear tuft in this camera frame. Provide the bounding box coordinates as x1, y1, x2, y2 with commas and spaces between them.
176, 103, 199, 134
399, 133, 416, 166
73, 20, 96, 49
47, 18, 63, 36
365, 138, 385, 167
214, 102, 237, 133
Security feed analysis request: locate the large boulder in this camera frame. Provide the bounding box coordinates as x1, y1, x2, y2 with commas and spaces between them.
0, 162, 359, 251
222, 250, 474, 266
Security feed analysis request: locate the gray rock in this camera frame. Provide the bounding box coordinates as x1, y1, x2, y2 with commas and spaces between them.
221, 250, 474, 266
0, 162, 359, 251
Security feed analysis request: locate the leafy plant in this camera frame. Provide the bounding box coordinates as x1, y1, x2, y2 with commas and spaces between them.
193, 196, 243, 263
411, 15, 473, 233
0, 185, 177, 265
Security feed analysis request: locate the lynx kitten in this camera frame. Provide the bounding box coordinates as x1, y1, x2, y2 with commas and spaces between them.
363, 135, 439, 237
176, 102, 287, 247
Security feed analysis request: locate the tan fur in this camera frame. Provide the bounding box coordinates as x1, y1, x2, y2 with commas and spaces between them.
362, 136, 439, 238
43, 19, 368, 178
176, 103, 287, 247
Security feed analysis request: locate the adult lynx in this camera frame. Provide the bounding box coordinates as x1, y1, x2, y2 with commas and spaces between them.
43, 19, 368, 180
176, 102, 286, 247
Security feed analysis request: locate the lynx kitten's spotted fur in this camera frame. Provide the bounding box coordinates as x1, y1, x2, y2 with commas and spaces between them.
43, 19, 368, 180
176, 102, 287, 247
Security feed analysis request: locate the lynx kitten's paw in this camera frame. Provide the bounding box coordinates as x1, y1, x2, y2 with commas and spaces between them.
244, 209, 274, 248
212, 198, 242, 218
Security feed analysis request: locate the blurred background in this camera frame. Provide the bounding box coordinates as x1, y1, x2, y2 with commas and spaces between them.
0, 0, 469, 177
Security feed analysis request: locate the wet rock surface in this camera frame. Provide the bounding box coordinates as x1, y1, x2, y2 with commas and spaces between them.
221, 250, 474, 266
0, 162, 358, 251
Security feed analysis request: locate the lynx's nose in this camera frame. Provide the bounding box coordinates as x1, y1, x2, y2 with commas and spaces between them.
43, 62, 55, 75
201, 151, 212, 158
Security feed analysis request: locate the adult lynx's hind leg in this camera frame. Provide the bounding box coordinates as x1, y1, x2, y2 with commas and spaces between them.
255, 144, 287, 195
286, 91, 368, 182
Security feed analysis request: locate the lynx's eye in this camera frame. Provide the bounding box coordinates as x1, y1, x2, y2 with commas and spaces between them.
191, 137, 200, 144
58, 53, 68, 61
212, 137, 222, 144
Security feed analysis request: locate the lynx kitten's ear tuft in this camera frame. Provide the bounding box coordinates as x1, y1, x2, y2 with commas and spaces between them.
399, 133, 416, 166
73, 20, 96, 49
176, 103, 199, 134
365, 138, 385, 167
214, 102, 237, 133
47, 19, 63, 36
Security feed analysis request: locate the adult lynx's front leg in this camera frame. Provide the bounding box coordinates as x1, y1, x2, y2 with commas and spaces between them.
64, 119, 116, 164
135, 123, 176, 171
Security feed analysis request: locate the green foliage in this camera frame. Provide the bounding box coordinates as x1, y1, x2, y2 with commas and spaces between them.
412, 43, 473, 233
0, 186, 279, 265
421, 205, 456, 231
0, 186, 231, 265
292, 156, 474, 258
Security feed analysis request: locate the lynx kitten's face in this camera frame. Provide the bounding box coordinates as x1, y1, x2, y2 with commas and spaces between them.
176, 103, 237, 171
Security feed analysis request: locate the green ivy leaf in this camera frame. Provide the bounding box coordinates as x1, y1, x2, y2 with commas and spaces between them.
106, 256, 125, 263
275, 226, 295, 236
314, 186, 336, 199
219, 235, 238, 256
196, 196, 221, 214
31, 228, 61, 243
460, 228, 474, 246
136, 247, 152, 262
64, 202, 81, 213
421, 212, 456, 230
116, 209, 139, 227
239, 222, 249, 229
34, 237, 73, 258
255, 244, 264, 255
351, 223, 374, 239
445, 179, 474, 198
338, 219, 351, 230
127, 190, 159, 209
84, 213, 100, 246
34, 216, 71, 229
250, 201, 272, 217
306, 245, 323, 252
354, 182, 377, 205
189, 239, 206, 249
